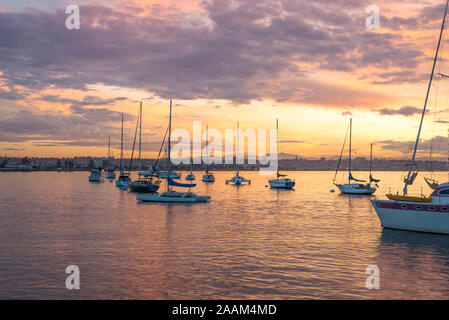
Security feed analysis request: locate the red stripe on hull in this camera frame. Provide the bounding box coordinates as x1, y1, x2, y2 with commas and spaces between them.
374, 201, 449, 213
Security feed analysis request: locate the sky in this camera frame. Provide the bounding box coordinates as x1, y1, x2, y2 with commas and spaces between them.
1, 0, 449, 160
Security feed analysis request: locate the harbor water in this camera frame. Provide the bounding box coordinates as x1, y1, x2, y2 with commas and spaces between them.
1, 171, 449, 299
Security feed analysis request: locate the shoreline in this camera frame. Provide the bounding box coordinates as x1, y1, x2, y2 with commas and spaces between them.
2, 169, 449, 172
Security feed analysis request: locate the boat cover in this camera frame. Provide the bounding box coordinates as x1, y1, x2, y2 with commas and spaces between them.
168, 177, 196, 188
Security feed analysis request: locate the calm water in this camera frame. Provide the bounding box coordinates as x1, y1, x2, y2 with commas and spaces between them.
1, 170, 449, 299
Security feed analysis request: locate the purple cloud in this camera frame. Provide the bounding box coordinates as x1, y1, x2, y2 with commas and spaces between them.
0, 1, 425, 105
376, 106, 423, 117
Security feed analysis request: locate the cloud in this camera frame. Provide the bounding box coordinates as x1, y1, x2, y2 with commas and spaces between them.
0, 98, 137, 146
434, 120, 449, 124
0, 1, 425, 105
2, 147, 25, 151
375, 105, 423, 116
0, 0, 441, 152
40, 94, 129, 122
279, 140, 305, 143
382, 2, 445, 31
377, 135, 448, 156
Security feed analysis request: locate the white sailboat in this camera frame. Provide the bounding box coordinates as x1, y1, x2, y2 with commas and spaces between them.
159, 171, 182, 179
186, 141, 196, 181
333, 118, 377, 195
137, 100, 211, 203
371, 0, 449, 234
268, 119, 295, 189
159, 140, 182, 179
202, 125, 215, 182
106, 136, 116, 180
116, 113, 131, 189
185, 173, 196, 180
89, 168, 104, 182
139, 166, 162, 177
226, 122, 251, 185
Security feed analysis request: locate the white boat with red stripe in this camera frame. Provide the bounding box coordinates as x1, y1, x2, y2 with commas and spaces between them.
370, 0, 449, 234
371, 183, 449, 234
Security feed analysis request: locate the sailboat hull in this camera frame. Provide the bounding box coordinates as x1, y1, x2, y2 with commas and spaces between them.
89, 169, 103, 182
137, 191, 210, 203
335, 183, 376, 195
371, 199, 449, 234
106, 173, 116, 179
129, 180, 160, 193
159, 172, 181, 179
89, 176, 103, 182
202, 175, 215, 182
226, 176, 251, 185
269, 179, 295, 189
116, 175, 131, 189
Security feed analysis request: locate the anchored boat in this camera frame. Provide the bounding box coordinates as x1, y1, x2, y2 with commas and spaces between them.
268, 119, 295, 189
202, 125, 215, 183
137, 100, 211, 203
226, 122, 251, 186
116, 113, 131, 189
105, 137, 116, 180
129, 101, 161, 193
371, 0, 449, 234
185, 173, 195, 181
89, 168, 103, 182
333, 118, 377, 195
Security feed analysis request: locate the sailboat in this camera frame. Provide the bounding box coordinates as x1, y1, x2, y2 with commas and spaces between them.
106, 136, 116, 180
185, 172, 195, 180
369, 143, 380, 185
159, 141, 182, 179
115, 113, 131, 189
371, 0, 449, 234
137, 100, 211, 203
268, 119, 295, 189
89, 167, 104, 182
202, 125, 215, 182
130, 101, 161, 193
333, 118, 377, 195
226, 122, 251, 185
185, 142, 196, 181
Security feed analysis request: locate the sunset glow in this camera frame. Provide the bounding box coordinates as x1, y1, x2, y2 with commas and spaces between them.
2, 0, 449, 159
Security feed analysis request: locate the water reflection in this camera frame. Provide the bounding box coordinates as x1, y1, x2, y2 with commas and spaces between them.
1, 171, 449, 299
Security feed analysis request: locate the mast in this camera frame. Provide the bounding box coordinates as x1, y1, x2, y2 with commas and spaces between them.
167, 99, 172, 192
348, 118, 352, 184
333, 125, 349, 183
404, 0, 449, 195
205, 125, 209, 174
236, 122, 240, 175
190, 140, 193, 174
108, 136, 111, 160
276, 119, 279, 178
120, 113, 124, 175
370, 143, 373, 177
138, 101, 142, 172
